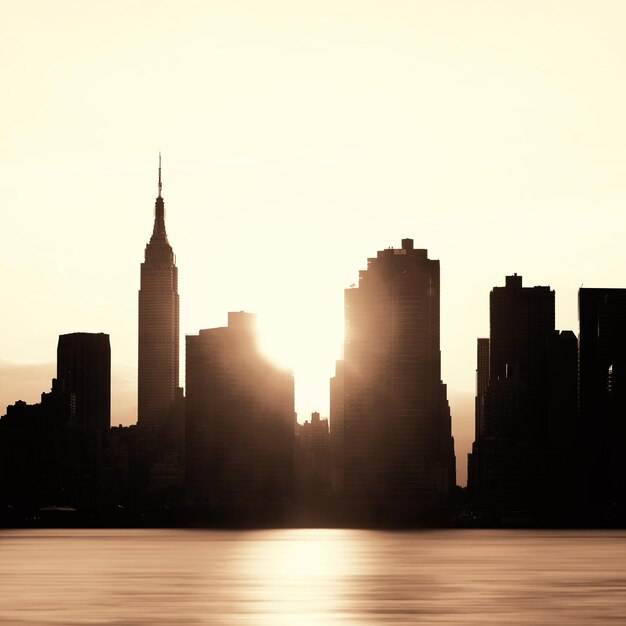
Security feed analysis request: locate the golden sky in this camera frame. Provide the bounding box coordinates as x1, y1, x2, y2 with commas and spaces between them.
3, 0, 626, 484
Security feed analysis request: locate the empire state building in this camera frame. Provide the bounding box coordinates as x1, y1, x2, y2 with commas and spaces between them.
138, 157, 180, 429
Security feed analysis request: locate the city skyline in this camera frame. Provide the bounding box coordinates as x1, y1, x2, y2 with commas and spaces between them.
5, 1, 626, 487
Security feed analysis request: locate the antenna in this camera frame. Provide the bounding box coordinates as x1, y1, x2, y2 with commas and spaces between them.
158, 152, 162, 198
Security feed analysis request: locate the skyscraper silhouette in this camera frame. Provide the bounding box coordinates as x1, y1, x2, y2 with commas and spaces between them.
57, 332, 111, 445
138, 156, 180, 430
467, 337, 489, 496
186, 312, 294, 516
57, 332, 112, 504
579, 288, 626, 520
470, 275, 577, 522
341, 238, 456, 522
329, 359, 345, 494
0, 332, 111, 510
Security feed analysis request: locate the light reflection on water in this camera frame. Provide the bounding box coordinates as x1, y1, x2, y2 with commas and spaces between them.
1, 529, 626, 624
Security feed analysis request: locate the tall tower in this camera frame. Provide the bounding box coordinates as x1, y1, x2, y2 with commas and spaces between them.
489, 274, 554, 386
138, 156, 180, 430
475, 338, 490, 440
470, 274, 577, 522
329, 359, 345, 493
341, 238, 455, 521
467, 337, 489, 496
186, 312, 294, 511
579, 288, 626, 519
57, 331, 111, 505
57, 332, 111, 439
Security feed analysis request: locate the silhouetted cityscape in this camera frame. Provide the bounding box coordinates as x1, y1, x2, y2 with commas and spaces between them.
3, 162, 626, 528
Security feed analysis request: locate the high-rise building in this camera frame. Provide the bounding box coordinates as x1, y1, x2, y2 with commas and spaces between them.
329, 359, 345, 493
341, 238, 456, 521
57, 331, 112, 504
57, 332, 111, 443
138, 156, 180, 430
475, 338, 490, 440
186, 312, 294, 513
295, 412, 332, 504
0, 332, 111, 509
470, 275, 577, 521
0, 381, 74, 509
298, 413, 331, 483
579, 288, 626, 519
467, 337, 489, 496
489, 274, 554, 386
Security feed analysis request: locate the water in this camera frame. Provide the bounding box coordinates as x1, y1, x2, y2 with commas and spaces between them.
1, 529, 626, 625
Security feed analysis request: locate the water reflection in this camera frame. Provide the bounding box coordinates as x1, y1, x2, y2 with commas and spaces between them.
226, 530, 356, 625
1, 529, 626, 624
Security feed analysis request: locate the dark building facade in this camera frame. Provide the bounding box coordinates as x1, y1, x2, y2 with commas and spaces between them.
340, 238, 456, 522
0, 384, 74, 511
468, 338, 489, 493
579, 288, 626, 520
0, 333, 111, 512
329, 359, 345, 494
186, 312, 294, 516
475, 338, 490, 440
296, 412, 332, 492
470, 275, 577, 522
57, 332, 111, 448
138, 157, 180, 430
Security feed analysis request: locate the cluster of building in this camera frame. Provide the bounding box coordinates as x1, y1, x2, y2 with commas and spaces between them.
468, 277, 626, 525
0, 164, 455, 525
3, 161, 625, 527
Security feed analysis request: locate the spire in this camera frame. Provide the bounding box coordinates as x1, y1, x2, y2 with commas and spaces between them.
150, 153, 168, 244
158, 152, 162, 198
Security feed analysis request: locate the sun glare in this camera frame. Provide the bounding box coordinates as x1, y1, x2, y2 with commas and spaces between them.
257, 309, 344, 420
227, 529, 361, 625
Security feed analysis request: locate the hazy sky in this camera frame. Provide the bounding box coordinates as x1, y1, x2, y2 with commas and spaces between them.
3, 0, 626, 485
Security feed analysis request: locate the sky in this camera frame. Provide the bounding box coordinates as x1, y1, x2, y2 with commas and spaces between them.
3, 0, 626, 485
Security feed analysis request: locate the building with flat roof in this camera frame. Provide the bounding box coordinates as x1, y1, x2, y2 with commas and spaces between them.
470, 275, 577, 522
341, 238, 456, 521
57, 332, 110, 443
579, 288, 626, 520
186, 312, 294, 514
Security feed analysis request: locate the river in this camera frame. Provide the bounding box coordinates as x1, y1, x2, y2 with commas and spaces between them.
1, 528, 625, 624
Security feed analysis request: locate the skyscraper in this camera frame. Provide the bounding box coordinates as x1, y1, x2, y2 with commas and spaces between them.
0, 332, 111, 509
341, 238, 456, 521
467, 337, 489, 496
57, 331, 112, 504
474, 338, 490, 440
138, 156, 180, 430
329, 359, 345, 493
579, 288, 626, 519
470, 275, 577, 521
489, 274, 554, 386
57, 332, 111, 442
186, 312, 294, 514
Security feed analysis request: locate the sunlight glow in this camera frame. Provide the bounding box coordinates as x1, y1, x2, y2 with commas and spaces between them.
257, 311, 344, 420
229, 529, 361, 626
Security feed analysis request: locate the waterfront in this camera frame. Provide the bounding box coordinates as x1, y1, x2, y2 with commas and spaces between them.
1, 529, 626, 624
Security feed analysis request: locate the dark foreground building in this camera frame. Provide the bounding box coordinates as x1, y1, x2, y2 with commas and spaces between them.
329, 359, 345, 494
186, 312, 294, 521
57, 332, 111, 450
340, 238, 456, 523
579, 288, 626, 522
0, 333, 111, 512
470, 275, 577, 523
